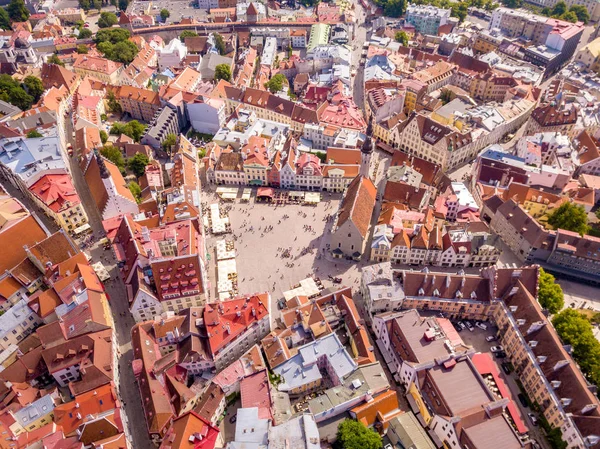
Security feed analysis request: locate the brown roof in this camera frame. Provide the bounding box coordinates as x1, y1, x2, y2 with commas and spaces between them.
0, 215, 48, 273
193, 383, 224, 424
530, 103, 577, 127
496, 199, 551, 248
575, 130, 600, 165
403, 271, 490, 300
28, 230, 80, 268
335, 176, 377, 238
216, 151, 244, 171
40, 63, 78, 93
383, 181, 428, 210
325, 147, 361, 165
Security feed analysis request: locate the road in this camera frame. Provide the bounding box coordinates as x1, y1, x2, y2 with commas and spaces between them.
63, 119, 153, 449
351, 2, 369, 109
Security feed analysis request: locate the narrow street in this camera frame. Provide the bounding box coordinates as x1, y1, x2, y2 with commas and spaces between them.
63, 119, 153, 449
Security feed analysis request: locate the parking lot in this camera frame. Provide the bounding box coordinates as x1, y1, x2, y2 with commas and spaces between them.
127, 0, 208, 24
455, 321, 549, 449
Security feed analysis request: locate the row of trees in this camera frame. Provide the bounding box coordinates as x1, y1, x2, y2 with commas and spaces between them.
374, 0, 491, 20
541, 1, 590, 23
552, 308, 600, 394
79, 0, 129, 11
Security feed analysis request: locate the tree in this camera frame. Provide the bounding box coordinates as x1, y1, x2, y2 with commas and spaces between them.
439, 89, 453, 105
181, 30, 199, 40
97, 39, 139, 64
76, 44, 89, 54
394, 31, 408, 46
160, 8, 170, 20
213, 32, 226, 55
0, 8, 11, 30
502, 0, 521, 7
79, 0, 90, 10
128, 181, 142, 203
335, 420, 382, 449
100, 145, 125, 170
100, 130, 108, 144
383, 0, 406, 17
47, 54, 65, 66
111, 120, 146, 142
451, 1, 469, 22
541, 6, 551, 14
128, 153, 150, 178
7, 0, 30, 22
551, 0, 568, 15
118, 0, 129, 10
0, 74, 34, 110
537, 268, 564, 314
552, 309, 600, 389
26, 130, 43, 138
264, 73, 287, 93
92, 0, 102, 10
107, 91, 122, 113
98, 11, 118, 28
568, 4, 589, 23
22, 76, 44, 102
95, 28, 131, 44
547, 202, 589, 236
560, 10, 578, 22
214, 64, 232, 82
162, 133, 178, 154
78, 28, 92, 39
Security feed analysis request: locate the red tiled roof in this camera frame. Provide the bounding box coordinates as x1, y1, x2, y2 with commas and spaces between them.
240, 370, 272, 420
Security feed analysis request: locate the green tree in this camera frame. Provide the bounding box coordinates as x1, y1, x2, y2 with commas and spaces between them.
107, 91, 122, 113
92, 0, 102, 10
22, 76, 44, 102
394, 31, 408, 46
97, 11, 118, 28
568, 4, 589, 22
180, 30, 199, 39
551, 0, 568, 15
100, 145, 125, 170
124, 120, 146, 142
335, 420, 382, 449
439, 88, 453, 105
383, 0, 406, 17
128, 181, 142, 203
0, 8, 11, 30
451, 1, 469, 22
560, 10, 578, 22
100, 130, 108, 144
47, 54, 65, 66
95, 27, 131, 44
0, 74, 34, 110
541, 6, 551, 14
162, 133, 178, 154
160, 8, 170, 20
547, 202, 589, 236
78, 28, 93, 39
214, 64, 232, 82
77, 44, 89, 54
537, 268, 564, 314
79, 0, 90, 10
112, 40, 139, 64
7, 0, 30, 22
26, 130, 43, 138
552, 309, 600, 389
214, 32, 226, 55
128, 153, 150, 178
502, 0, 521, 7
118, 0, 129, 10
264, 73, 287, 93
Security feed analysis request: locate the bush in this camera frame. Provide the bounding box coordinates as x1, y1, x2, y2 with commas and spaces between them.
77, 44, 89, 54
97, 11, 118, 28
26, 130, 43, 138
47, 54, 64, 67
100, 130, 108, 144
180, 30, 198, 39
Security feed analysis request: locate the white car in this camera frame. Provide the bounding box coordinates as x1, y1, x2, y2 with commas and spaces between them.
475, 321, 487, 330
490, 345, 504, 353
485, 335, 496, 342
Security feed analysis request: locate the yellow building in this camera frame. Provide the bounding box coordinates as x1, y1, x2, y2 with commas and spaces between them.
73, 54, 124, 85
575, 36, 600, 72
9, 395, 56, 435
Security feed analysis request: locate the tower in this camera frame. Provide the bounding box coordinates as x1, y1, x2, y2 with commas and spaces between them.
360, 117, 374, 178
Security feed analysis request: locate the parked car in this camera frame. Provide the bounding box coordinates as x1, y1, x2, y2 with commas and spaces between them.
485, 335, 496, 342
229, 415, 237, 424
501, 363, 511, 375
528, 413, 538, 426
454, 323, 463, 332
457, 321, 466, 330
476, 322, 487, 330
490, 345, 504, 353
518, 394, 528, 408
465, 321, 474, 332
494, 351, 507, 359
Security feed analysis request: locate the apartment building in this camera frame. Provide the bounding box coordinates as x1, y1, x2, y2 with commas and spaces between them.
141, 107, 181, 150
114, 86, 162, 122
360, 262, 405, 315
73, 55, 124, 84
0, 299, 42, 350
405, 4, 451, 36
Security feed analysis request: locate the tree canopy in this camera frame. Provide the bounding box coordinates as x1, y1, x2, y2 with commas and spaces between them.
78, 28, 93, 39
47, 54, 65, 67
77, 44, 89, 54
110, 120, 147, 142
98, 40, 139, 64
439, 89, 453, 105
0, 8, 11, 30
100, 145, 125, 170
395, 31, 408, 46
162, 133, 178, 153
98, 11, 118, 28
264, 73, 287, 93
537, 268, 564, 314
22, 76, 44, 103
100, 130, 108, 144
335, 420, 382, 449
213, 32, 226, 55
128, 153, 150, 178
180, 30, 198, 39
95, 28, 131, 45
214, 64, 232, 82
7, 0, 30, 22
106, 91, 122, 113
128, 181, 142, 203
0, 74, 33, 110
552, 309, 600, 391
541, 1, 589, 23
547, 202, 589, 236
160, 8, 170, 20
26, 130, 43, 138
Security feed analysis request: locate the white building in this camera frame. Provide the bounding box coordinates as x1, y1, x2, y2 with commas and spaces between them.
261, 36, 277, 68
360, 262, 405, 316
157, 38, 188, 71
187, 98, 227, 135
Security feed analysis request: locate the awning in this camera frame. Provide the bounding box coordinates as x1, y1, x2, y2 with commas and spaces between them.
257, 187, 275, 198
73, 223, 91, 235
305, 192, 321, 203
289, 191, 305, 198
241, 189, 252, 201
